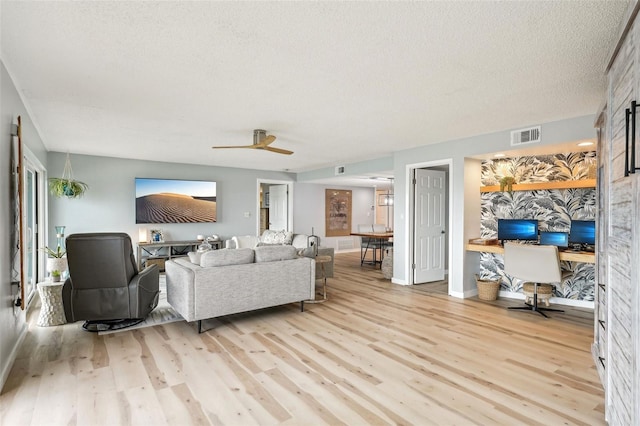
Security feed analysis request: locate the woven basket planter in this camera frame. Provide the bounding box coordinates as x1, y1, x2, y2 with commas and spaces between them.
475, 275, 500, 301
523, 283, 553, 306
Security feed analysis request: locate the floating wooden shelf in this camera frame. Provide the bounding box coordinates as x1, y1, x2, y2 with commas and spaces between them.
480, 178, 596, 193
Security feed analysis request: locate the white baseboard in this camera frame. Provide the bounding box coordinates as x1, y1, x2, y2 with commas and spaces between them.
0, 322, 28, 392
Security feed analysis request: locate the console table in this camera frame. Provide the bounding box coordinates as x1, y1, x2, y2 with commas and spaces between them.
137, 240, 222, 270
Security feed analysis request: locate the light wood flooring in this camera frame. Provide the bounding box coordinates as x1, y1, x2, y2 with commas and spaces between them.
1, 252, 604, 425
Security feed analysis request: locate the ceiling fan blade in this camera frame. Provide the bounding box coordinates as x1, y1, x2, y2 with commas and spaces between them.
211, 145, 256, 149
263, 146, 293, 155
258, 135, 276, 147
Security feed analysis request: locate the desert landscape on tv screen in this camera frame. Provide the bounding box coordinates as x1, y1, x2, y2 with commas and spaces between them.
135, 178, 217, 223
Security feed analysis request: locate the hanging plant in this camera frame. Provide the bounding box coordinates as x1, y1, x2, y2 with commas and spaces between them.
48, 153, 89, 198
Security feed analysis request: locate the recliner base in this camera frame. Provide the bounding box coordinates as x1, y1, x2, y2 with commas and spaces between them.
82, 318, 144, 332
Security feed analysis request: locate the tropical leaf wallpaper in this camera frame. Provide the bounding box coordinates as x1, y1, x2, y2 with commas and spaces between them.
478, 151, 596, 302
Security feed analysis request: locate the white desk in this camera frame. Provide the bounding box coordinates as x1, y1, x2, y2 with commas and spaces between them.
466, 243, 595, 264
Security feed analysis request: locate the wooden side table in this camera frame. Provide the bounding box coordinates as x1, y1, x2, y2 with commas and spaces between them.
37, 281, 67, 326
307, 255, 332, 303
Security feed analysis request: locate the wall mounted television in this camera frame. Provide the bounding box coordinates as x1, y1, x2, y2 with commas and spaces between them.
569, 220, 595, 246
497, 219, 539, 243
135, 178, 217, 224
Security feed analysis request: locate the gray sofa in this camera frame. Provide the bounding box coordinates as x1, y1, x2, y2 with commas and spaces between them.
165, 245, 315, 332
225, 231, 334, 279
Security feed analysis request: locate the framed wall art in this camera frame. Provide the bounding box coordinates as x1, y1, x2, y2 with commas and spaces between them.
325, 189, 352, 237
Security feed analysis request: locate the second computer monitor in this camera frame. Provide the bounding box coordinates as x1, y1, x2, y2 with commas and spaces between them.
539, 231, 569, 248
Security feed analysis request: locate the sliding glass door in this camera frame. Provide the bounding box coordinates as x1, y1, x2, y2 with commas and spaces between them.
22, 148, 46, 306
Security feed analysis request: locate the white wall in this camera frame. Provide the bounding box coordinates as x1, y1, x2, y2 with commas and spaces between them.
462, 158, 483, 297
1, 60, 48, 389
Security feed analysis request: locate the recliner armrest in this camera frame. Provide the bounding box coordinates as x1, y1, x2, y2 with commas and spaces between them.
129, 264, 160, 317
133, 264, 160, 291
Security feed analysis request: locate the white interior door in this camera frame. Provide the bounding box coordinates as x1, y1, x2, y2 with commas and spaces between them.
414, 169, 446, 283
268, 184, 288, 231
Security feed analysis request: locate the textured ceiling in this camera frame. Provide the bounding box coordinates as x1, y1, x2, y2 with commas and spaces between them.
0, 1, 629, 174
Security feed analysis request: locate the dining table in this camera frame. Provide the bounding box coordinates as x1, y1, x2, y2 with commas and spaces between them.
350, 231, 394, 267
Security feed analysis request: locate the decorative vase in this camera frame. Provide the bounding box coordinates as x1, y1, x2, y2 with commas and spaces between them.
55, 226, 66, 250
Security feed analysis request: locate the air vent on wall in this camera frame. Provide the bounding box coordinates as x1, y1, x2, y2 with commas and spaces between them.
511, 126, 541, 146
335, 165, 346, 175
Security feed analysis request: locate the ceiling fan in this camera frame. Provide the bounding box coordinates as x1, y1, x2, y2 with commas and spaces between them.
211, 129, 293, 155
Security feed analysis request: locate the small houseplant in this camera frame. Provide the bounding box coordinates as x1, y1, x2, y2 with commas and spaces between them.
499, 176, 516, 193
42, 245, 68, 281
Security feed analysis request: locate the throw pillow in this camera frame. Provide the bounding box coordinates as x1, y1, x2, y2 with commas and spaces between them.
254, 245, 297, 262
260, 229, 294, 245
232, 235, 259, 249
187, 251, 202, 264
200, 248, 255, 267
291, 234, 309, 249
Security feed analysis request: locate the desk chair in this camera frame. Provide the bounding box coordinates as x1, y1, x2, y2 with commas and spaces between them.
504, 242, 569, 318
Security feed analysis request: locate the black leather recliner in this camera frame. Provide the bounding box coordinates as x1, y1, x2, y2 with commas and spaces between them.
62, 233, 159, 328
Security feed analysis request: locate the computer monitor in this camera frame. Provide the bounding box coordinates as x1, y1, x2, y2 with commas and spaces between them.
569, 220, 596, 246
539, 231, 569, 248
497, 219, 539, 243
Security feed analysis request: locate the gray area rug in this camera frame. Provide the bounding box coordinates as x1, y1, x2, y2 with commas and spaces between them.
98, 275, 183, 335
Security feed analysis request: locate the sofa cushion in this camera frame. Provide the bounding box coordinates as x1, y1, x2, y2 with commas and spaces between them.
200, 248, 254, 267
298, 246, 316, 258
232, 235, 259, 249
254, 245, 298, 263
260, 229, 294, 245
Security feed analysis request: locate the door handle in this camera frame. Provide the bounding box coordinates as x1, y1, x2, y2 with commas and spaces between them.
441, 230, 445, 234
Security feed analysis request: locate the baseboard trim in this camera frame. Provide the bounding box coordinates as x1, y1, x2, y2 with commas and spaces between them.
0, 322, 28, 392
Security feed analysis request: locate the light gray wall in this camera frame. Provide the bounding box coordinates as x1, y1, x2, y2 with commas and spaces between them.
1, 60, 48, 389
293, 183, 375, 250
47, 152, 295, 245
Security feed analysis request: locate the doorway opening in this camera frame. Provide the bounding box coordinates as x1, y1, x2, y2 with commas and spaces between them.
256, 179, 294, 235
407, 160, 452, 291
